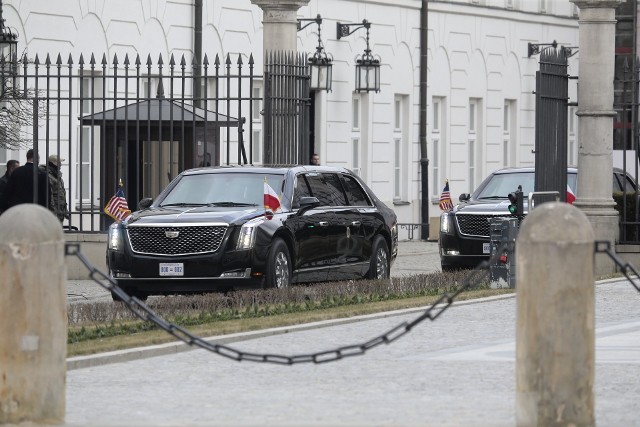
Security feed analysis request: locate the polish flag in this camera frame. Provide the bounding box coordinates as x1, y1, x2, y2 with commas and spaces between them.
264, 178, 281, 218
567, 185, 576, 204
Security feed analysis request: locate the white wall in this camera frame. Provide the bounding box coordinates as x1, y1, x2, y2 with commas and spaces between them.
1, 0, 579, 232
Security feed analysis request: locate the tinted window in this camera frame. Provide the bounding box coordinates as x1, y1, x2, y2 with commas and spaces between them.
160, 172, 282, 206
342, 174, 371, 206
306, 173, 347, 207
292, 174, 311, 208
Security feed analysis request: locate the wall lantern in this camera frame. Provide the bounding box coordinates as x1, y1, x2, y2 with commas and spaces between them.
0, 0, 18, 88
336, 19, 380, 93
297, 14, 333, 92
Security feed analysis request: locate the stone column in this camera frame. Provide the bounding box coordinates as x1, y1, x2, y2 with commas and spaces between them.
516, 202, 595, 426
571, 0, 624, 275
0, 205, 67, 424
251, 0, 310, 52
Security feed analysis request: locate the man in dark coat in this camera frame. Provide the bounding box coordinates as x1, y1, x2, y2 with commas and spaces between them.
0, 149, 49, 213
0, 159, 20, 214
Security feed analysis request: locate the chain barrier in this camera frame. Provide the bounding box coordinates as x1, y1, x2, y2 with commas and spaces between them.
65, 241, 511, 364
595, 240, 640, 292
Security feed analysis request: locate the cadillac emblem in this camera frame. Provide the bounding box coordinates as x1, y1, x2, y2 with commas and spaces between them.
165, 230, 180, 239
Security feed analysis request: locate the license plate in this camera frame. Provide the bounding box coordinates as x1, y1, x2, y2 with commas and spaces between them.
160, 263, 184, 276
483, 243, 491, 254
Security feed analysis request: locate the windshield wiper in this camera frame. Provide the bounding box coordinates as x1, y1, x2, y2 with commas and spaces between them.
160, 202, 208, 207
478, 196, 508, 200
208, 202, 259, 207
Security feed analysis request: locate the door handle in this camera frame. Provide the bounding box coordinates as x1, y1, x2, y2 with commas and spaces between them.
319, 221, 329, 227
351, 221, 361, 227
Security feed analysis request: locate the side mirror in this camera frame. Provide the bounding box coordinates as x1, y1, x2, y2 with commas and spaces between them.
459, 193, 471, 202
138, 198, 153, 210
298, 196, 320, 214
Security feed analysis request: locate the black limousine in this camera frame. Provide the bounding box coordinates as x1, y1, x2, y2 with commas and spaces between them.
107, 165, 398, 299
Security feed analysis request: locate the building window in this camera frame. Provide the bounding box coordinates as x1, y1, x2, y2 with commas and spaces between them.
469, 139, 475, 190
352, 138, 360, 176
394, 98, 401, 130
76, 126, 97, 202
569, 106, 576, 165
539, 0, 547, 13
80, 72, 103, 115
394, 139, 401, 199
199, 77, 218, 111
469, 100, 476, 133
252, 83, 263, 122
252, 129, 262, 164
141, 76, 161, 99
352, 96, 360, 130
432, 139, 439, 198
432, 96, 445, 197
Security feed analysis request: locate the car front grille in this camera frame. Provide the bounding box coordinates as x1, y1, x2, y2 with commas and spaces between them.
127, 225, 228, 256
455, 214, 522, 238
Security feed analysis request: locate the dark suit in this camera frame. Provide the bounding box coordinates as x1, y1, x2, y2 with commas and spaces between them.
0, 162, 49, 212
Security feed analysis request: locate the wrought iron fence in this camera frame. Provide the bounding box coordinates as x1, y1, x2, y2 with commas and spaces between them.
0, 51, 310, 232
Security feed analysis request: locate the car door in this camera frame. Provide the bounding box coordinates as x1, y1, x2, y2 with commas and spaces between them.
287, 173, 335, 282
335, 173, 372, 275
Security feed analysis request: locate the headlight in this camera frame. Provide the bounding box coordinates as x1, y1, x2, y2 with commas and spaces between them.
236, 217, 265, 249
108, 223, 123, 251
440, 212, 453, 234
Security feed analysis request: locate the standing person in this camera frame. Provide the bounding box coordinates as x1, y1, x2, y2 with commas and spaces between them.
0, 160, 20, 214
0, 149, 49, 212
310, 153, 320, 165
41, 154, 70, 223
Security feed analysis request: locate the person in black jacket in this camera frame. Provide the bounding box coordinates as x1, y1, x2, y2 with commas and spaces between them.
0, 159, 20, 214
0, 149, 49, 213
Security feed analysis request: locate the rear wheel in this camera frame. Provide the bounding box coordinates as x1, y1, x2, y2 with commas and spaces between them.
368, 235, 390, 279
265, 238, 291, 288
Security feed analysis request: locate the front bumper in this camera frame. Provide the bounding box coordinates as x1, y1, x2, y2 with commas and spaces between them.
438, 232, 490, 269
107, 241, 270, 294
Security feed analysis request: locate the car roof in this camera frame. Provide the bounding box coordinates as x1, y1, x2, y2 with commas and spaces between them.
181, 164, 351, 176
492, 166, 578, 175
493, 166, 632, 176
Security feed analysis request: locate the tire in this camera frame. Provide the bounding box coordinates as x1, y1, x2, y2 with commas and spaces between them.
367, 235, 390, 280
265, 238, 291, 289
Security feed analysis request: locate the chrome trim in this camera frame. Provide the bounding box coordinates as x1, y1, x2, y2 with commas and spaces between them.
126, 222, 229, 227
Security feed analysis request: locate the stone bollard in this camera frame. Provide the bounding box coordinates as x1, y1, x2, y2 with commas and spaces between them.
516, 202, 595, 426
0, 205, 66, 425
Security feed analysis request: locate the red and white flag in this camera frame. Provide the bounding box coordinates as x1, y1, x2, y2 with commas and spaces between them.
264, 178, 281, 218
566, 185, 576, 204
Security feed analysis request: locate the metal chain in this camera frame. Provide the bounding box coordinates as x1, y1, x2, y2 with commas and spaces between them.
595, 240, 640, 292
65, 242, 511, 364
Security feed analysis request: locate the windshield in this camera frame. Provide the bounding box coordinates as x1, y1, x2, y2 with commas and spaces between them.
475, 172, 577, 199
159, 172, 285, 208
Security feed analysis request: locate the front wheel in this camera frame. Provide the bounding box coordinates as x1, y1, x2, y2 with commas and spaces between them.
265, 238, 291, 288
368, 235, 390, 279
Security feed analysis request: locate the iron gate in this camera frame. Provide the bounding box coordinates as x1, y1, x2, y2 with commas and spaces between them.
534, 46, 569, 204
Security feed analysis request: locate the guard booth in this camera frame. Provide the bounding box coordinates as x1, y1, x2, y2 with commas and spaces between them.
81, 89, 239, 230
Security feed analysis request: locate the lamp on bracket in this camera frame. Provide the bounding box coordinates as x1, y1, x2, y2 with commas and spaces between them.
337, 19, 380, 93
0, 0, 18, 90
527, 40, 558, 57
297, 14, 333, 92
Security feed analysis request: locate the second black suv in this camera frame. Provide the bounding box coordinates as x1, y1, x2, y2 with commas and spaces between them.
438, 167, 636, 271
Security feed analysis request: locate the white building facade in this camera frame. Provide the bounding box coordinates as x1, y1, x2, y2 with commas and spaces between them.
0, 0, 579, 237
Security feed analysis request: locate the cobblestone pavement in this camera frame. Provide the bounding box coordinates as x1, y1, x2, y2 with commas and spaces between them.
63, 279, 640, 427
66, 240, 442, 303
